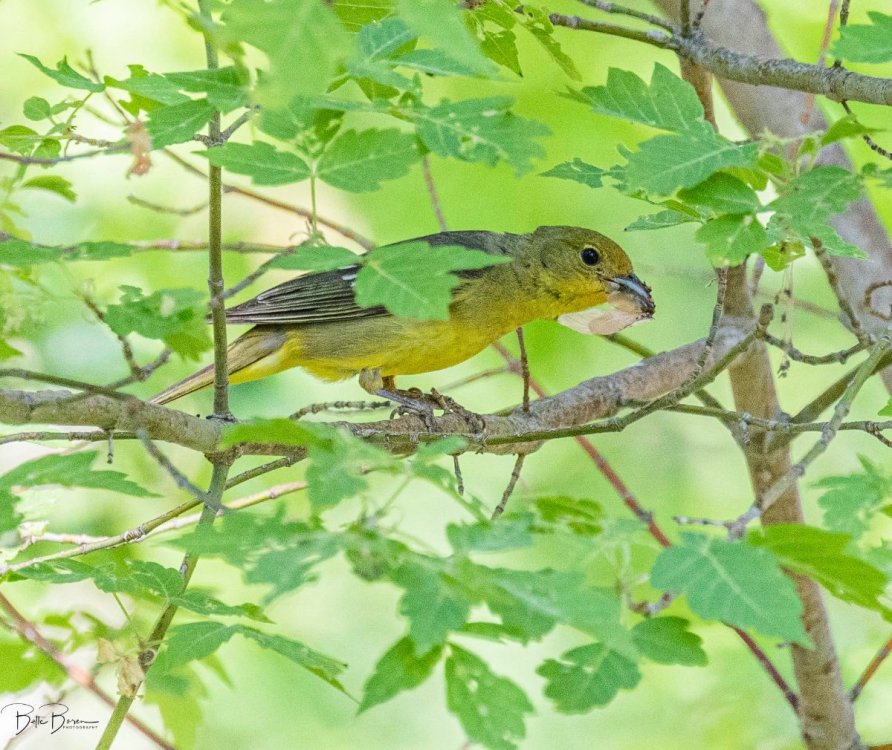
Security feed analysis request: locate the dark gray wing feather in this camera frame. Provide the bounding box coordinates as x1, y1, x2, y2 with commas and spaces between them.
224, 231, 521, 326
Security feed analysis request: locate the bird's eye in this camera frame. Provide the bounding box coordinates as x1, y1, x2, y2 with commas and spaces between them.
581, 247, 600, 266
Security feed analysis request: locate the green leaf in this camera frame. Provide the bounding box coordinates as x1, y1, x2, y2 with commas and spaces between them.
164, 67, 249, 112
0, 125, 42, 155
220, 0, 351, 105
447, 515, 534, 552
880, 398, 892, 417
22, 175, 76, 202
317, 129, 420, 191
411, 97, 549, 175
769, 166, 862, 228
170, 591, 271, 622
0, 338, 23, 361
815, 460, 892, 536
480, 30, 522, 76
696, 214, 767, 265
749, 525, 888, 613
533, 496, 603, 536
538, 642, 640, 712
359, 637, 443, 712
356, 17, 415, 61
104, 285, 211, 360
810, 224, 868, 259
0, 237, 64, 266
270, 245, 359, 271
632, 617, 707, 666
235, 627, 347, 688
651, 533, 809, 645
833, 11, 892, 63
396, 0, 496, 76
678, 173, 761, 215
624, 131, 760, 195
23, 96, 53, 121
0, 640, 65, 692
395, 49, 479, 77
199, 141, 311, 186
541, 158, 605, 189
333, 0, 394, 30
18, 54, 104, 92
354, 240, 511, 320
445, 645, 533, 750
68, 241, 136, 261
163, 621, 237, 667
625, 209, 697, 232
146, 98, 214, 148
0, 451, 157, 497
105, 65, 190, 111
821, 114, 882, 145
580, 64, 706, 134
524, 25, 580, 80
392, 561, 471, 653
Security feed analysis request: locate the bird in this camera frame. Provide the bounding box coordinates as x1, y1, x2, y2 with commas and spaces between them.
150, 226, 654, 410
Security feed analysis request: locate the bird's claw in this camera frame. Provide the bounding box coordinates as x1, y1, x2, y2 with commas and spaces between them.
377, 387, 485, 434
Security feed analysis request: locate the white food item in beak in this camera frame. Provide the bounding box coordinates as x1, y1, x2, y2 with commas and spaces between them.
557, 290, 653, 335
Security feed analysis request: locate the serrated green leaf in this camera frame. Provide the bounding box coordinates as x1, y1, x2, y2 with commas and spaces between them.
18, 54, 104, 92
533, 496, 603, 536
815, 462, 892, 536
678, 173, 761, 215
538, 642, 640, 713
651, 533, 809, 645
625, 209, 697, 232
580, 64, 706, 134
105, 65, 190, 110
333, 0, 393, 30
749, 525, 888, 613
396, 0, 496, 76
0, 125, 41, 155
317, 129, 419, 191
163, 621, 237, 667
446, 645, 532, 750
632, 617, 707, 666
392, 561, 471, 653
810, 224, 868, 259
0, 237, 64, 266
397, 48, 480, 77
354, 240, 510, 320
696, 214, 767, 265
360, 637, 443, 712
270, 245, 359, 271
104, 285, 211, 359
357, 17, 415, 60
411, 97, 549, 175
821, 114, 882, 146
541, 158, 605, 189
625, 131, 760, 195
524, 24, 580, 79
170, 590, 271, 622
199, 141, 311, 185
220, 0, 351, 105
164, 67, 249, 112
770, 166, 862, 228
236, 626, 347, 688
880, 398, 892, 417
447, 514, 534, 552
22, 175, 76, 202
23, 96, 52, 121
833, 11, 892, 63
68, 241, 135, 260
0, 451, 156, 497
480, 30, 522, 76
146, 99, 214, 148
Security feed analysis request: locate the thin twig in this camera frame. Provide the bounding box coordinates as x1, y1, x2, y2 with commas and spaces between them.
291, 400, 390, 419
813, 240, 868, 340
127, 194, 207, 216
760, 333, 869, 365
137, 431, 210, 503
851, 635, 892, 700
0, 145, 129, 165
491, 454, 526, 519
422, 155, 448, 232
516, 327, 531, 412
575, 0, 676, 31
731, 626, 799, 709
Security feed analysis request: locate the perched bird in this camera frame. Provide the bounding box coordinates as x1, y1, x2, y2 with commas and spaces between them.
151, 226, 654, 407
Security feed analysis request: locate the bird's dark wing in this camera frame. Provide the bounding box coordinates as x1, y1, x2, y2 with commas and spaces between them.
224, 231, 521, 326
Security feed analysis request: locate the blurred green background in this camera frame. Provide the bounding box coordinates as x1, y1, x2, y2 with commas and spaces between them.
1, 1, 891, 748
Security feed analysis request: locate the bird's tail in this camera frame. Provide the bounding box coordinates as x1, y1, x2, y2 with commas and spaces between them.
150, 327, 287, 405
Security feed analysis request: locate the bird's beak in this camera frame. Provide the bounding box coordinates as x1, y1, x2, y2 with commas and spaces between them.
609, 273, 655, 316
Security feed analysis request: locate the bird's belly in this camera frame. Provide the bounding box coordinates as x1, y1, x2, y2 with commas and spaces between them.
290, 317, 500, 381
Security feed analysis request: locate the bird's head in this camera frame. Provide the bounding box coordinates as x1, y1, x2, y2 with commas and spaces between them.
525, 226, 655, 321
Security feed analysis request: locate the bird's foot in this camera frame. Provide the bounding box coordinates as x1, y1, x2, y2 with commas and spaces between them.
377, 388, 438, 430
428, 388, 487, 435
